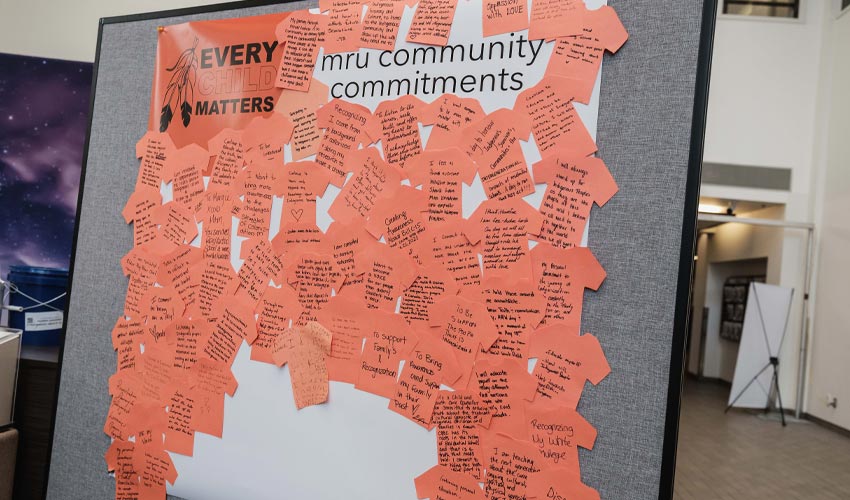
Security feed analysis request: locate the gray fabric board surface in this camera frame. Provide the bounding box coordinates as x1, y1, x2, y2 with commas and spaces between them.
47, 1, 703, 498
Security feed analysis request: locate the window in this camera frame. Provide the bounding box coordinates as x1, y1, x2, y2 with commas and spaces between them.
723, 0, 800, 18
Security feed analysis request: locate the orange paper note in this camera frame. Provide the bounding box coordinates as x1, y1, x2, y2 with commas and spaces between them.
316, 296, 372, 384
170, 143, 209, 214
514, 76, 596, 157
481, 433, 542, 500
208, 128, 245, 189
533, 153, 617, 249
430, 296, 500, 387
528, 0, 585, 41
482, 0, 529, 37
329, 147, 405, 225
135, 131, 176, 191
414, 464, 487, 500
418, 94, 485, 151
375, 95, 427, 170
476, 276, 546, 360
530, 244, 605, 329
527, 467, 600, 500
280, 160, 333, 226
276, 79, 329, 160
272, 321, 333, 409
360, 0, 405, 51
252, 284, 304, 364
431, 390, 492, 480
465, 198, 543, 279
523, 402, 597, 472
468, 357, 537, 436
315, 99, 379, 185
407, 0, 459, 46
275, 12, 327, 91
529, 324, 610, 409
355, 311, 418, 398
406, 148, 477, 223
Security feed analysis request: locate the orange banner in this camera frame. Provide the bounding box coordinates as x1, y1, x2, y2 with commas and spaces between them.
149, 12, 290, 148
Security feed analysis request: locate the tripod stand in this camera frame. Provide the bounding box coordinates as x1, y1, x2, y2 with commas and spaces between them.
725, 355, 786, 426
725, 284, 793, 427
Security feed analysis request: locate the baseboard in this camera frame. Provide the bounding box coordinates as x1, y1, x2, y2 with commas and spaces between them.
803, 413, 850, 438
685, 373, 732, 387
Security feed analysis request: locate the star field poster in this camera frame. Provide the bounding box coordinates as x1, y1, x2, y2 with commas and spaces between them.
0, 53, 92, 279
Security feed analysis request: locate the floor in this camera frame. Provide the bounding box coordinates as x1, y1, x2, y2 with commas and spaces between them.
674, 381, 850, 500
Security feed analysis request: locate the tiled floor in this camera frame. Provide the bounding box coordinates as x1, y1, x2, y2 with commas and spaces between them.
674, 381, 850, 500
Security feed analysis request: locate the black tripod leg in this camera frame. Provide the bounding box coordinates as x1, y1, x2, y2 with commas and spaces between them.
772, 367, 787, 427
726, 363, 771, 413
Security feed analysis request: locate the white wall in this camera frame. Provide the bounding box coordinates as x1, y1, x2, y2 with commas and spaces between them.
807, 7, 850, 430
0, 0, 230, 62
704, 1, 828, 217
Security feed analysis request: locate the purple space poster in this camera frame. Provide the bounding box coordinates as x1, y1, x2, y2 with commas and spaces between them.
0, 53, 92, 274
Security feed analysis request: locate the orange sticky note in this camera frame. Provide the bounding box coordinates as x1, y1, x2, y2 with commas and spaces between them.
533, 153, 617, 249
360, 0, 405, 51
133, 443, 178, 500
280, 160, 333, 226
406, 148, 477, 223
233, 163, 279, 239
316, 99, 380, 186
413, 223, 481, 290
514, 75, 596, 157
242, 113, 293, 166
198, 188, 237, 262
139, 285, 185, 345
120, 246, 159, 318
286, 252, 345, 325
157, 245, 203, 310
338, 243, 418, 311
164, 382, 197, 456
355, 311, 419, 398
273, 321, 333, 409
468, 357, 537, 437
459, 108, 533, 200
465, 198, 543, 279
276, 79, 330, 161
275, 11, 327, 91
135, 131, 176, 191
189, 357, 238, 438
528, 0, 585, 41
187, 258, 237, 321
235, 238, 282, 305
105, 439, 139, 500
324, 222, 382, 293
419, 94, 485, 151
476, 276, 546, 360
414, 464, 487, 500
399, 266, 459, 326
481, 433, 542, 500
431, 390, 492, 480
271, 221, 327, 257
482, 0, 529, 37
122, 187, 162, 248
111, 317, 144, 373
149, 201, 198, 256
365, 185, 429, 250
201, 295, 257, 367
390, 333, 462, 427
529, 244, 605, 329
207, 128, 245, 189
166, 318, 210, 372
375, 95, 427, 170
529, 324, 610, 409
252, 284, 304, 364
523, 402, 597, 472
104, 372, 146, 440
545, 6, 628, 103
328, 147, 405, 225
170, 143, 209, 214
323, 0, 364, 53
527, 467, 600, 500
136, 344, 176, 403
430, 296, 500, 387
407, 0, 459, 46
316, 296, 371, 384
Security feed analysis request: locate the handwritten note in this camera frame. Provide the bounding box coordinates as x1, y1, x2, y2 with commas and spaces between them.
122, 187, 162, 248
252, 284, 303, 364
476, 276, 545, 359
481, 433, 541, 500
482, 0, 528, 37
133, 444, 178, 500
316, 99, 379, 185
406, 148, 477, 223
530, 244, 605, 328
111, 317, 144, 373
105, 439, 139, 500
273, 321, 333, 409
430, 296, 499, 387
199, 188, 236, 262
431, 390, 492, 480
407, 0, 458, 46
164, 384, 196, 456
286, 252, 345, 325
275, 12, 326, 91
460, 109, 533, 200
202, 295, 256, 367
414, 464, 487, 500
280, 160, 332, 226
323, 0, 364, 53
469, 357, 537, 436
419, 94, 485, 151
188, 258, 237, 321
529, 324, 610, 409
135, 131, 175, 192
360, 0, 405, 51
465, 198, 543, 278
140, 285, 185, 345
390, 335, 462, 427
365, 185, 429, 250
356, 311, 418, 398
235, 238, 282, 304
276, 79, 329, 160
399, 266, 458, 325
329, 147, 404, 224
167, 318, 209, 372
208, 129, 245, 189
316, 296, 371, 383
515, 76, 596, 157
527, 467, 600, 500
157, 245, 202, 310
414, 224, 482, 290
528, 0, 584, 41
533, 153, 618, 249
524, 403, 597, 472
189, 358, 237, 438
243, 113, 293, 166
375, 95, 426, 169
170, 143, 209, 214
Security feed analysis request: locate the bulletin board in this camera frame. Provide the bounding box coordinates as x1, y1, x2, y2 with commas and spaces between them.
45, 0, 716, 499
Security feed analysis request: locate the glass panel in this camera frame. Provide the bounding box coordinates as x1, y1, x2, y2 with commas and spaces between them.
725, 2, 797, 18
